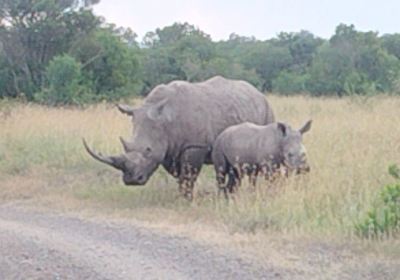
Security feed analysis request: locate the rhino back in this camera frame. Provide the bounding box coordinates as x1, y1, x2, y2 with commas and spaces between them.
217, 122, 282, 165
148, 76, 274, 152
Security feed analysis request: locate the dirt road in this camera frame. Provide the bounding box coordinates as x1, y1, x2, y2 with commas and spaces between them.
0, 203, 398, 280
0, 204, 287, 280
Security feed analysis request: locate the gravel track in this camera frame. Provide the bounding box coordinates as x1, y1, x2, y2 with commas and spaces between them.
0, 205, 286, 280
1, 204, 398, 280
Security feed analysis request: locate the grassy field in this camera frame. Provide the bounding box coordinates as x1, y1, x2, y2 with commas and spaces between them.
0, 95, 399, 252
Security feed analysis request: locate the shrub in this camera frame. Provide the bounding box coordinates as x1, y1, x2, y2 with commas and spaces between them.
35, 54, 91, 106
356, 164, 400, 238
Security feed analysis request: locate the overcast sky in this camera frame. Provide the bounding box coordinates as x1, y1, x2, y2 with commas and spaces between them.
93, 0, 399, 41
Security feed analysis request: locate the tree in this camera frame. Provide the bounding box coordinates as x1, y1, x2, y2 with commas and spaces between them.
272, 71, 308, 94
0, 52, 14, 98
276, 30, 323, 73
141, 22, 216, 92
307, 42, 357, 96
382, 34, 400, 60
307, 24, 400, 95
241, 43, 292, 91
0, 0, 100, 99
71, 27, 143, 99
143, 22, 210, 48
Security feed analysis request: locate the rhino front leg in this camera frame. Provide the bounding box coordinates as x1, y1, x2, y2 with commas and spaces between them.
178, 148, 207, 201
178, 164, 199, 201
248, 166, 259, 188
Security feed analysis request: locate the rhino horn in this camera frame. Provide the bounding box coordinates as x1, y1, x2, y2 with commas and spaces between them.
119, 136, 133, 152
116, 104, 136, 116
82, 138, 124, 170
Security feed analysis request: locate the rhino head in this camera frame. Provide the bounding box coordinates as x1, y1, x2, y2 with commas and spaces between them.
277, 120, 312, 174
83, 99, 172, 186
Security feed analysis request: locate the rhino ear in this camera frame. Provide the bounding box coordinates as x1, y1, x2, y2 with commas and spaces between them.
117, 104, 136, 116
299, 120, 312, 135
277, 122, 287, 137
147, 99, 173, 122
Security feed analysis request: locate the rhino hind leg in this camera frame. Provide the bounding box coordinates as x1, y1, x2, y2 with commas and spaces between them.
226, 166, 240, 194
215, 163, 239, 200
216, 171, 228, 199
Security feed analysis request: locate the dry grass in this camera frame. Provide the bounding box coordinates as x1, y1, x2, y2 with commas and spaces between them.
0, 95, 399, 255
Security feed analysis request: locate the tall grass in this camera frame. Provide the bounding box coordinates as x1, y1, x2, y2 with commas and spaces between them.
0, 96, 399, 239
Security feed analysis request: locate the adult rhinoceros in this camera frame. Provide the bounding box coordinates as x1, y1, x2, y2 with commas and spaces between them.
83, 76, 275, 200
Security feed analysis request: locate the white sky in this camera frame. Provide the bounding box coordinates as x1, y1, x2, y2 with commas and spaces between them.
93, 0, 400, 41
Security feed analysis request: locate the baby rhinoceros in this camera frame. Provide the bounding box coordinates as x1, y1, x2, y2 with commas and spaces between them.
212, 120, 312, 197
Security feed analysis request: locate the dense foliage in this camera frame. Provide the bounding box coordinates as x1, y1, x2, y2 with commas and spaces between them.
1, 1, 400, 104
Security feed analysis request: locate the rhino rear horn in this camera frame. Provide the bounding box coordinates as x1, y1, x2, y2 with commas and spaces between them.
119, 136, 134, 152
82, 138, 124, 170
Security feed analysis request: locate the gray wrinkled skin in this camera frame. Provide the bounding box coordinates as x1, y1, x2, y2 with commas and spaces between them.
84, 76, 275, 200
212, 120, 312, 197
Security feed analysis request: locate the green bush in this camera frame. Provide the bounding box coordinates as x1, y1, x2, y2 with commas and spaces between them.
389, 164, 400, 179
356, 164, 400, 238
35, 54, 91, 106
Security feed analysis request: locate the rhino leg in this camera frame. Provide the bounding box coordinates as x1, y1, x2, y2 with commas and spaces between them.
216, 169, 228, 199
215, 162, 239, 200
178, 177, 196, 201
248, 166, 259, 188
212, 149, 229, 199
178, 148, 207, 201
226, 166, 240, 194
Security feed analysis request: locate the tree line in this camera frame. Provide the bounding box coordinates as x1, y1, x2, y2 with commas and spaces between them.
1, 1, 400, 105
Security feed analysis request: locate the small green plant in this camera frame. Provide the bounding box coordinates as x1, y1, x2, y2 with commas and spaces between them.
388, 164, 400, 179
356, 164, 400, 238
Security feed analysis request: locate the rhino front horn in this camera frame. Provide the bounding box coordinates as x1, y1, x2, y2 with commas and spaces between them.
82, 138, 124, 170
116, 104, 136, 116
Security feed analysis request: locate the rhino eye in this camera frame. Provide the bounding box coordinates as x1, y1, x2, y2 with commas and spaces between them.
145, 147, 152, 156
